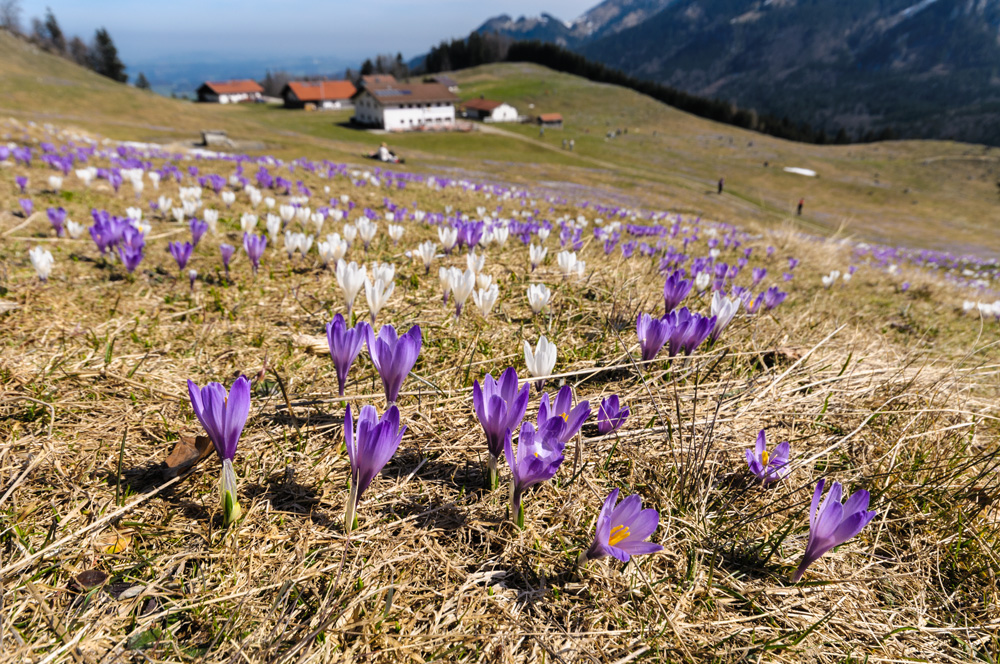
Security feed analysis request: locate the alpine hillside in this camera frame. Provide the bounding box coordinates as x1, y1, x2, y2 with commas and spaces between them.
475, 0, 1000, 145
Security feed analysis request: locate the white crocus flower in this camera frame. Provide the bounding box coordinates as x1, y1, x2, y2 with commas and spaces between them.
494, 226, 509, 247
439, 266, 455, 304
343, 224, 357, 245
279, 204, 296, 224
310, 212, 325, 235
843, 271, 852, 283
356, 217, 377, 249
449, 268, 476, 318
387, 223, 404, 244
527, 283, 551, 314
416, 240, 437, 273
221, 191, 236, 208
371, 261, 395, 285
203, 209, 219, 234
467, 249, 485, 275
821, 270, 841, 288
695, 272, 711, 292
248, 187, 262, 207
29, 246, 54, 281
523, 336, 557, 388
182, 200, 199, 216
438, 226, 458, 253
476, 273, 493, 290
329, 209, 344, 222
76, 168, 95, 187
364, 277, 395, 324
157, 196, 172, 212
148, 171, 160, 189
266, 214, 283, 242
295, 206, 312, 226
264, 196, 276, 209
537, 227, 550, 242
529, 244, 547, 271
325, 233, 348, 261
574, 260, 586, 279
48, 175, 62, 192
557, 251, 578, 278
66, 220, 85, 239
240, 213, 258, 234
126, 207, 143, 222
335, 259, 367, 317
472, 284, 499, 319
172, 207, 186, 224
709, 291, 741, 342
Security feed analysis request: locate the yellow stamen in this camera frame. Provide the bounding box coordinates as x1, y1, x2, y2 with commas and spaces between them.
609, 524, 630, 546
560, 412, 569, 422
761, 449, 770, 466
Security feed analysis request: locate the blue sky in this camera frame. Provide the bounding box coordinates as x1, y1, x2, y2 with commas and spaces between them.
19, 0, 595, 63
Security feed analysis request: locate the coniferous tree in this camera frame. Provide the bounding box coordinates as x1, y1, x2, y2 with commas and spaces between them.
43, 7, 65, 53
68, 35, 88, 65
90, 27, 127, 83
360, 59, 374, 76
135, 72, 150, 90
0, 0, 22, 34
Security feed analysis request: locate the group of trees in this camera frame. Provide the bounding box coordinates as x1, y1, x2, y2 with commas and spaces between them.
352, 53, 410, 82
1, 1, 135, 86
422, 32, 898, 146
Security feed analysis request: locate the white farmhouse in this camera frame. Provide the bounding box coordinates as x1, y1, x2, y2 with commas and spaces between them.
462, 98, 519, 123
352, 82, 458, 131
196, 80, 264, 104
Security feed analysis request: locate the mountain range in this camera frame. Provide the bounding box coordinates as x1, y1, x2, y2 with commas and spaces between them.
475, 0, 1000, 144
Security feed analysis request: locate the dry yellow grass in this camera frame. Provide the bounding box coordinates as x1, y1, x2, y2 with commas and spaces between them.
0, 116, 998, 664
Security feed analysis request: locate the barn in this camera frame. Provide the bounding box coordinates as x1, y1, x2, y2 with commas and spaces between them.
352, 82, 458, 131
196, 80, 263, 104
282, 81, 357, 110
462, 98, 518, 123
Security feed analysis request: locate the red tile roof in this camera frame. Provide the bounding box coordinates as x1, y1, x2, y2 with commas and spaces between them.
201, 80, 263, 95
539, 113, 563, 123
284, 80, 357, 102
463, 99, 503, 112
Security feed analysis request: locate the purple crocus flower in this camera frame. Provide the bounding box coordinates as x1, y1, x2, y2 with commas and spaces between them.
47, 207, 67, 236
636, 313, 671, 362
597, 395, 630, 435
220, 243, 235, 278
190, 218, 209, 246
745, 430, 790, 483
15, 175, 27, 193
472, 367, 530, 490
579, 489, 662, 565
168, 241, 193, 272
663, 269, 692, 314
751, 267, 767, 286
19, 198, 33, 217
366, 323, 422, 405
118, 244, 144, 273
343, 404, 406, 533
505, 418, 565, 528
666, 308, 716, 357
761, 286, 787, 311
187, 375, 251, 525
325, 314, 371, 397
243, 232, 267, 274
537, 384, 590, 445
792, 479, 877, 582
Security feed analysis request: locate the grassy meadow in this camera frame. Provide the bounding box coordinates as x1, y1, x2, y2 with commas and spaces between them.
1, 29, 1000, 664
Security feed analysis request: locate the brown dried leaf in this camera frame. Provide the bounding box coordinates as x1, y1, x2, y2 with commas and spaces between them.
291, 333, 329, 356
76, 569, 108, 589
163, 435, 214, 480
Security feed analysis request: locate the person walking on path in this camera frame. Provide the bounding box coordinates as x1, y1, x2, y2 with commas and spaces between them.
718, 178, 724, 194
797, 198, 804, 215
